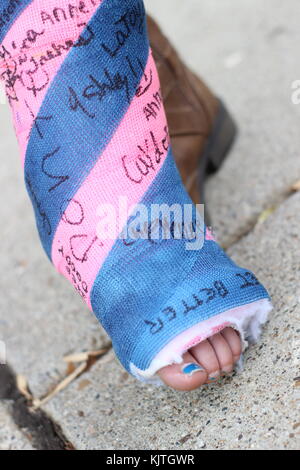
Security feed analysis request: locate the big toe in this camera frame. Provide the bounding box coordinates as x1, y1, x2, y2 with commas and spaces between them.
157, 352, 208, 391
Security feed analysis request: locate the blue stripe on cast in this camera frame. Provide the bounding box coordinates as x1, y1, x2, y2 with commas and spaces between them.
91, 149, 270, 373
0, 0, 32, 44
24, 0, 149, 258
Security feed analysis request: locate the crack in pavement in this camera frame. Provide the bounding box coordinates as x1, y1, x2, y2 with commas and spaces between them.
221, 185, 299, 250
0, 364, 75, 450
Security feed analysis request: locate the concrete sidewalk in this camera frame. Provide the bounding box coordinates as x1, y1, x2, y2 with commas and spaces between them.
0, 0, 299, 450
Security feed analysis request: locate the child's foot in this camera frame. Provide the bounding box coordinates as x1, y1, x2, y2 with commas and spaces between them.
158, 327, 242, 391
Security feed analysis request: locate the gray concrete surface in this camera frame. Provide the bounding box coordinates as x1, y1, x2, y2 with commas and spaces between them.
0, 402, 34, 450
0, 0, 299, 450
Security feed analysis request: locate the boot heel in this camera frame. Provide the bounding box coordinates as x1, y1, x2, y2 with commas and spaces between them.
205, 100, 237, 174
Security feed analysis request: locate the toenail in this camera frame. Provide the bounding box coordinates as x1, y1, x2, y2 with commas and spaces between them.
181, 363, 205, 376
208, 371, 220, 381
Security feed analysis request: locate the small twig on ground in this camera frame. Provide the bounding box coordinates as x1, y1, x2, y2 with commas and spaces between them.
32, 344, 112, 409
32, 362, 87, 409
290, 179, 300, 192
63, 347, 110, 363
16, 374, 33, 401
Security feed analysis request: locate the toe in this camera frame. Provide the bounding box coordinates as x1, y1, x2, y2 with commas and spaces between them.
221, 327, 242, 363
190, 339, 221, 383
208, 333, 234, 374
157, 352, 208, 391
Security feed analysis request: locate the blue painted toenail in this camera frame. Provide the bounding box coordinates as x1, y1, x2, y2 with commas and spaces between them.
182, 363, 204, 376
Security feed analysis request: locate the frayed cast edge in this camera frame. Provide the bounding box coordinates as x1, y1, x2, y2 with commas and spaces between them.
130, 298, 273, 385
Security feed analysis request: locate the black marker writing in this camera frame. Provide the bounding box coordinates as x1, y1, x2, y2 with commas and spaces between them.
42, 147, 69, 192
101, 4, 145, 58
122, 126, 170, 184
25, 173, 52, 236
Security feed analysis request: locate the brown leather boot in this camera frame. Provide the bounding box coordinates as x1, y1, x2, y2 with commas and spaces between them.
147, 16, 237, 205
